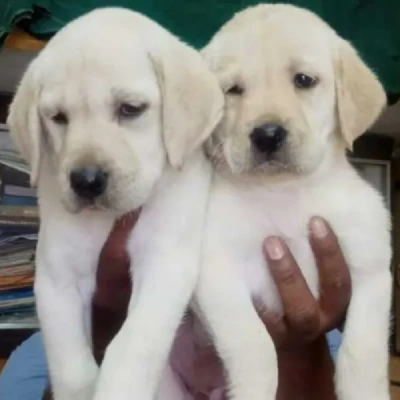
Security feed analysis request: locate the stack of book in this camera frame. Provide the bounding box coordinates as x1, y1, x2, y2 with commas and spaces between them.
0, 126, 38, 326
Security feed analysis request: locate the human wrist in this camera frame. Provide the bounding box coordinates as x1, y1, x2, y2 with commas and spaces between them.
276, 336, 336, 400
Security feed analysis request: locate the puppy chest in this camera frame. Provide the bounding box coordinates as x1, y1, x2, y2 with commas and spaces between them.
204, 182, 319, 310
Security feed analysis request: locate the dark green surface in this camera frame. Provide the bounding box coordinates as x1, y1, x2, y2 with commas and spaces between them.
1, 1, 399, 101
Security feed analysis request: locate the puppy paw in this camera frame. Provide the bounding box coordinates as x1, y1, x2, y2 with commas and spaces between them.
54, 359, 99, 400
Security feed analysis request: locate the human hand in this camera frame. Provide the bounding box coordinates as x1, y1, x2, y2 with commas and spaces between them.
259, 216, 351, 348
258, 216, 351, 400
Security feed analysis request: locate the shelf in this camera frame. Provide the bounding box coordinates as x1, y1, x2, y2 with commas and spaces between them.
0, 124, 38, 331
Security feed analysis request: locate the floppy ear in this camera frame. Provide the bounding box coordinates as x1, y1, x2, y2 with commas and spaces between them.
7, 61, 42, 186
150, 39, 224, 168
334, 38, 387, 149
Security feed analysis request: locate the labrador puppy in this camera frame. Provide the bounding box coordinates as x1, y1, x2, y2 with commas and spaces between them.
195, 4, 391, 400
7, 8, 223, 400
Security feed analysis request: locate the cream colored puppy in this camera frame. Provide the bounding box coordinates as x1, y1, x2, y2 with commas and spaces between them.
7, 8, 223, 400
195, 4, 391, 400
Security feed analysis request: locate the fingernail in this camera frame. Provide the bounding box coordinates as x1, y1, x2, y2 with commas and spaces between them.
310, 217, 329, 238
265, 237, 284, 260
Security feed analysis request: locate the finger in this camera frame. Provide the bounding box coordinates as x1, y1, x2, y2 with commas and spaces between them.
92, 306, 127, 364
92, 211, 140, 363
94, 210, 140, 310
309, 217, 351, 331
42, 387, 53, 400
264, 237, 320, 340
254, 298, 288, 347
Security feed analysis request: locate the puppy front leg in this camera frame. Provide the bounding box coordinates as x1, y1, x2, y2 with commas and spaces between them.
195, 262, 278, 400
93, 252, 197, 400
36, 272, 98, 400
336, 270, 391, 400
35, 212, 114, 400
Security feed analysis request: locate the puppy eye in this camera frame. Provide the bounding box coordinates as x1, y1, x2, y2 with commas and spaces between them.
226, 84, 244, 95
118, 103, 147, 119
293, 73, 318, 89
51, 112, 68, 125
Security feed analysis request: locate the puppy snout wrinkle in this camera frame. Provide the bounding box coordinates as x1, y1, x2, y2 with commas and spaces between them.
69, 167, 108, 200
250, 124, 287, 154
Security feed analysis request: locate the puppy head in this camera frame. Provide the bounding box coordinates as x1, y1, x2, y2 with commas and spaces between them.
202, 4, 386, 177
7, 8, 223, 215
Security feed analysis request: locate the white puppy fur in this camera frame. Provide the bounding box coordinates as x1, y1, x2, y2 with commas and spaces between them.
194, 4, 392, 400
7, 8, 223, 400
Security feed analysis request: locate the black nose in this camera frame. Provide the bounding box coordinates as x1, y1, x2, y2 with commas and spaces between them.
250, 124, 287, 154
69, 167, 108, 200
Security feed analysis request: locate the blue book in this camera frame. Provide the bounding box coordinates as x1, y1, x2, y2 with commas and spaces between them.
0, 288, 34, 300
1, 195, 38, 206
